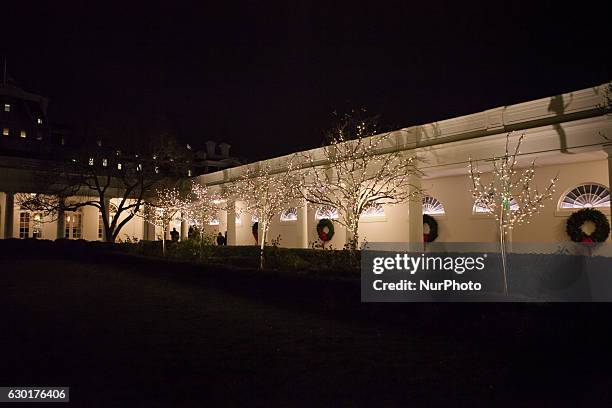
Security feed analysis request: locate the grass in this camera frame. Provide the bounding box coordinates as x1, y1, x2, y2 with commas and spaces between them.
1, 254, 611, 405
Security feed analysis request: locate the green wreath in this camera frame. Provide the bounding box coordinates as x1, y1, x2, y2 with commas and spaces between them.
566, 208, 610, 243
423, 214, 438, 242
317, 218, 335, 242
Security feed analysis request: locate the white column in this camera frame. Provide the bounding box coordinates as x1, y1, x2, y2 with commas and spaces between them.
296, 198, 308, 248
407, 174, 423, 248
56, 209, 65, 239
143, 204, 156, 241
226, 201, 236, 245
166, 222, 172, 241
180, 214, 189, 242
4, 192, 14, 239
605, 144, 612, 227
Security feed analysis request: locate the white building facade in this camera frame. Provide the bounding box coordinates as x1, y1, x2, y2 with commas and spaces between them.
1, 83, 611, 245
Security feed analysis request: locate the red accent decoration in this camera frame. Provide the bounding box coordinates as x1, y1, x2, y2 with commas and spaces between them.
423, 233, 430, 243
581, 236, 594, 256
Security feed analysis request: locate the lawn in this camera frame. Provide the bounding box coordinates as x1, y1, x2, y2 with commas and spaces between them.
1, 255, 611, 405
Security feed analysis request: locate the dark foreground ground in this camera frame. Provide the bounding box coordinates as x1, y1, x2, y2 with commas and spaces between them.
1, 254, 612, 406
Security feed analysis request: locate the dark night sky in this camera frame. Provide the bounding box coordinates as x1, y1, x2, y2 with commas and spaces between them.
2, 1, 610, 161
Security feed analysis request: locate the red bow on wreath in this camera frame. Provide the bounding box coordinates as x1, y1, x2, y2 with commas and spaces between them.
320, 232, 327, 241
581, 236, 594, 256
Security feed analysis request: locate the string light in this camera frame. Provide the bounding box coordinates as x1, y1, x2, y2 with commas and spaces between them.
468, 133, 558, 232
297, 114, 422, 249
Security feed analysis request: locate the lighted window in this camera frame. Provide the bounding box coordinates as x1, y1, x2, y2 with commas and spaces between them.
315, 205, 339, 220
89, 158, 94, 166
102, 158, 108, 167
2, 128, 8, 136
560, 183, 610, 209
251, 215, 259, 223
65, 212, 82, 239
137, 164, 142, 171
19, 212, 30, 238
20, 130, 26, 138
37, 118, 43, 125
61, 137, 65, 146
32, 213, 42, 239
422, 196, 445, 215
117, 163, 122, 170
208, 216, 220, 226
4, 103, 10, 112
362, 202, 385, 217
155, 166, 159, 173
187, 169, 192, 177
280, 207, 298, 222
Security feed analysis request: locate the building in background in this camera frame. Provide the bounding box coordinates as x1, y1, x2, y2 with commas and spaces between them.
2, 80, 610, 245
0, 77, 240, 241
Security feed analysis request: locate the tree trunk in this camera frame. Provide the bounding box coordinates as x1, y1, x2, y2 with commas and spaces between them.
162, 227, 167, 256
259, 221, 267, 270
345, 225, 359, 250
499, 207, 508, 296
104, 226, 116, 243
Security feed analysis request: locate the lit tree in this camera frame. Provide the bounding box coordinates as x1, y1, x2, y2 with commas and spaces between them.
141, 186, 184, 256
232, 158, 301, 269
298, 113, 422, 250
469, 133, 558, 294
182, 182, 229, 247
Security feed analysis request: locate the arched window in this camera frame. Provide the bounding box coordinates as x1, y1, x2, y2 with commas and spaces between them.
559, 183, 610, 209
280, 207, 298, 222
422, 196, 445, 215
361, 202, 385, 217
315, 205, 339, 220
473, 198, 518, 213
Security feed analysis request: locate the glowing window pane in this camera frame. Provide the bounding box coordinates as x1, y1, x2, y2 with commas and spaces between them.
560, 184, 610, 209
422, 196, 445, 215
315, 205, 339, 220
280, 207, 298, 222
362, 202, 385, 217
